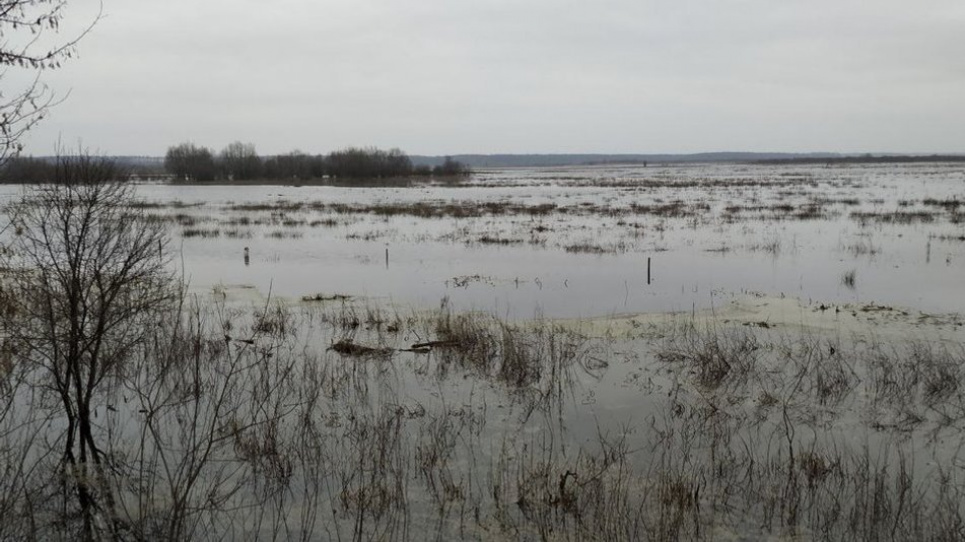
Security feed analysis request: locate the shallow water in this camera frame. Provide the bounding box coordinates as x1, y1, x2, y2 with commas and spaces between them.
101, 162, 965, 318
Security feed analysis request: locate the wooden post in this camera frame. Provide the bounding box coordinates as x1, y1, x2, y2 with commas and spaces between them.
647, 257, 651, 285
385, 247, 389, 269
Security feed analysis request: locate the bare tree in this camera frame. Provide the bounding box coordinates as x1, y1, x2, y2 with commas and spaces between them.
165, 141, 218, 181
2, 153, 177, 539
0, 1, 98, 165
219, 141, 262, 181
117, 299, 307, 539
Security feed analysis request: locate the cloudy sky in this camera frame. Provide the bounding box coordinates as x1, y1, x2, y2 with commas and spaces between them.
14, 0, 965, 156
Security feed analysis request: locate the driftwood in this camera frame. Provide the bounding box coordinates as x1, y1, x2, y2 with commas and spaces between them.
328, 339, 393, 357
741, 321, 772, 329
410, 340, 460, 349
328, 339, 460, 357
302, 293, 352, 302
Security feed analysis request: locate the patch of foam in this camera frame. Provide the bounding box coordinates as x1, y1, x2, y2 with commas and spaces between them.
561, 292, 965, 343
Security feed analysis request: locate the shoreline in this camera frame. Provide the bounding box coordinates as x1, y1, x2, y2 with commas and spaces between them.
208, 283, 965, 343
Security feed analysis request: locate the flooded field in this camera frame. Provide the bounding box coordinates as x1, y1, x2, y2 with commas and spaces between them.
121, 162, 965, 317
1, 162, 964, 540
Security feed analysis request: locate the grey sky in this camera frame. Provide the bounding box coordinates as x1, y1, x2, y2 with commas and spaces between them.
16, 0, 965, 156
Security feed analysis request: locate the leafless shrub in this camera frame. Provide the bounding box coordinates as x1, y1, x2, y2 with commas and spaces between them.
429, 303, 592, 409
842, 269, 857, 289
332, 405, 410, 540
866, 341, 965, 430
843, 238, 880, 257
658, 321, 762, 390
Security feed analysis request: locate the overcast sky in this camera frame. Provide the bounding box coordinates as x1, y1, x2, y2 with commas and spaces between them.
14, 0, 965, 156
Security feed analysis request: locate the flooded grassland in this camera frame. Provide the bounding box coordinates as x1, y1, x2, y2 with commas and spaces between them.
1, 162, 964, 540
136, 162, 965, 316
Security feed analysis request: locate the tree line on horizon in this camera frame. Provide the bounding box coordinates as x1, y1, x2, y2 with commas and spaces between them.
163, 141, 470, 182
0, 143, 470, 183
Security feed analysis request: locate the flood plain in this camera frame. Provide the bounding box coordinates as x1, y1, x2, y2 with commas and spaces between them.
134, 162, 965, 317
2, 162, 964, 540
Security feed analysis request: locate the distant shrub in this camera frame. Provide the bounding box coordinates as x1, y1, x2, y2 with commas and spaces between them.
432, 156, 470, 176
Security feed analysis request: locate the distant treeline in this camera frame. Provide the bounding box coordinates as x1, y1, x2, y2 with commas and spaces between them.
0, 155, 170, 184
6, 150, 962, 183
163, 142, 469, 182
0, 156, 55, 184
408, 153, 844, 167
0, 155, 137, 184
755, 154, 965, 165
413, 153, 965, 167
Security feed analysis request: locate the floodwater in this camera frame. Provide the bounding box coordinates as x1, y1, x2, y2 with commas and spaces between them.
118, 161, 965, 318
2, 162, 965, 539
